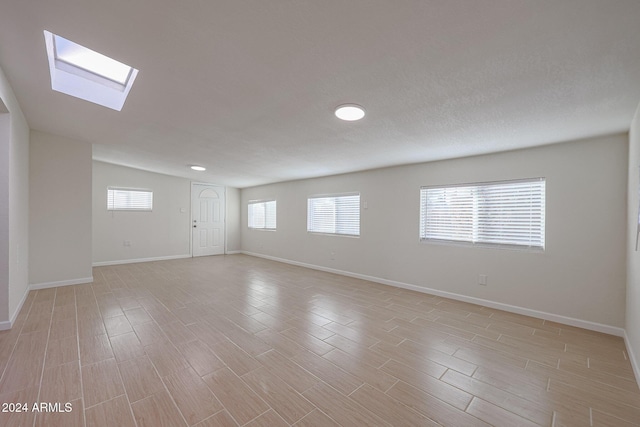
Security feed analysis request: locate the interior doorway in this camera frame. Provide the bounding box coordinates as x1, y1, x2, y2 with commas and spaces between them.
191, 183, 225, 257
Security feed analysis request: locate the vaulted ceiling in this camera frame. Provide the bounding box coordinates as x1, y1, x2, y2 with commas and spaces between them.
2, 1, 640, 187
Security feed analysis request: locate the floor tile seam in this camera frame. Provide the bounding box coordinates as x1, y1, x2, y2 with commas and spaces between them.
445, 368, 573, 418
530, 359, 640, 395
209, 317, 271, 346
302, 381, 393, 427
381, 375, 400, 394
472, 365, 550, 395
203, 366, 270, 426
548, 377, 640, 410
129, 301, 191, 426
471, 334, 561, 365
351, 380, 438, 425
386, 368, 470, 410
551, 364, 640, 393
260, 358, 322, 396
384, 343, 469, 377
556, 326, 625, 341
237, 409, 284, 427
290, 350, 365, 393
290, 408, 335, 427
590, 406, 640, 426
319, 324, 375, 344
498, 332, 570, 352
562, 344, 631, 361
346, 383, 365, 398
386, 378, 478, 420
110, 346, 142, 427
397, 336, 475, 360
196, 409, 237, 427
87, 281, 137, 425
0, 345, 25, 394
455, 373, 554, 425
239, 367, 317, 425
385, 380, 472, 425
586, 354, 637, 371
465, 395, 549, 427
73, 287, 89, 427
32, 288, 58, 426
82, 391, 127, 410
322, 346, 387, 372
376, 351, 443, 380
0, 293, 37, 389
531, 331, 626, 354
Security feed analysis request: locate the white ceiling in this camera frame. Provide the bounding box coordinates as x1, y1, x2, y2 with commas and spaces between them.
1, 1, 640, 188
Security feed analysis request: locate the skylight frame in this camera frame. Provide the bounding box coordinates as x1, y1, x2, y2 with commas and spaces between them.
43, 30, 139, 111
52, 34, 134, 87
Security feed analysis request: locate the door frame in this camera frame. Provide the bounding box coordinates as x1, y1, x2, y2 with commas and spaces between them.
190, 182, 227, 257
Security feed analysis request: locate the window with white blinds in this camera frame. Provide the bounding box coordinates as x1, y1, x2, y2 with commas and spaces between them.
248, 200, 277, 230
307, 193, 360, 236
420, 178, 545, 250
107, 187, 153, 211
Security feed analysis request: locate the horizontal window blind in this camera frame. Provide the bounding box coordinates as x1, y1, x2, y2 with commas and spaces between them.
307, 193, 360, 236
420, 178, 545, 250
107, 187, 153, 211
248, 200, 277, 230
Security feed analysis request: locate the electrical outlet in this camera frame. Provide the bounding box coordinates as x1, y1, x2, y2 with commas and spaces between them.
330, 251, 335, 260
123, 240, 131, 247
478, 274, 487, 286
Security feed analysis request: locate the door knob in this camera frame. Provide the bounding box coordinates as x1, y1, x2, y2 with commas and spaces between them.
193, 225, 197, 228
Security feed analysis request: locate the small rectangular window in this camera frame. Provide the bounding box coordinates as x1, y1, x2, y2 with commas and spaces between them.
248, 200, 277, 230
307, 193, 360, 236
107, 187, 153, 211
420, 178, 545, 250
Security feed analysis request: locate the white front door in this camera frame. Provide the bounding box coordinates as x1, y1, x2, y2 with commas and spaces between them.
191, 184, 225, 257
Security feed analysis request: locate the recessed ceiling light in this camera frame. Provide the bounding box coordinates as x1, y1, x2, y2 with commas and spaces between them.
190, 165, 206, 171
334, 104, 365, 121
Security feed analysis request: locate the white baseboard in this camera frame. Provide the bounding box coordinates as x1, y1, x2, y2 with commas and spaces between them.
8, 284, 31, 329
0, 287, 28, 330
93, 254, 191, 267
30, 276, 94, 290
225, 250, 242, 255
0, 276, 94, 331
241, 251, 625, 337
625, 331, 640, 386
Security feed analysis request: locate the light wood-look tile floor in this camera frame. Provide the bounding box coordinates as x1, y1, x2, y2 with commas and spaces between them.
0, 254, 638, 426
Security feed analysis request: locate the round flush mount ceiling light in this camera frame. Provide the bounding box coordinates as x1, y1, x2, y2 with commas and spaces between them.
334, 104, 366, 121
190, 165, 206, 171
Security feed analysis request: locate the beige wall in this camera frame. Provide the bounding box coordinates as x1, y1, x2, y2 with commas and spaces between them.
226, 187, 241, 252
29, 131, 92, 286
0, 108, 9, 326
93, 162, 242, 263
8, 112, 29, 323
627, 103, 640, 380
92, 161, 192, 264
0, 64, 29, 328
242, 134, 628, 330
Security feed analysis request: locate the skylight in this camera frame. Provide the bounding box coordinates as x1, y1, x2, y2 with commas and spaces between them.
44, 30, 139, 111
54, 35, 133, 85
